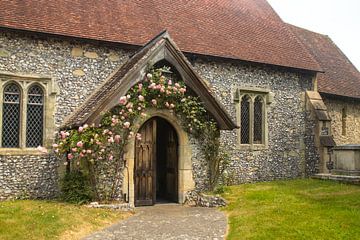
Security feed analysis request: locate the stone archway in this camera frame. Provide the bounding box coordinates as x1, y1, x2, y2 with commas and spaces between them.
122, 109, 194, 207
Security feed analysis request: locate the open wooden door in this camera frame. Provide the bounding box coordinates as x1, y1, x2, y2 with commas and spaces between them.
165, 126, 178, 202
134, 119, 156, 206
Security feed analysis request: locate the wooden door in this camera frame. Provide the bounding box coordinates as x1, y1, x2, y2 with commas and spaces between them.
134, 119, 156, 206
165, 126, 178, 201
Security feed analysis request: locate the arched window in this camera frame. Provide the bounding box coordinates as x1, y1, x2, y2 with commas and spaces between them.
2, 83, 21, 148
26, 85, 44, 147
253, 96, 263, 144
236, 88, 270, 149
240, 95, 250, 144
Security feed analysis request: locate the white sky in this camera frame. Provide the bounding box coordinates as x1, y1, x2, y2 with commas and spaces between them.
267, 0, 360, 71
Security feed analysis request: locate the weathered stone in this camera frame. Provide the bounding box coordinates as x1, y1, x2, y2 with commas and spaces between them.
108, 53, 120, 61
184, 190, 227, 207
86, 202, 134, 211
0, 48, 10, 57
71, 47, 83, 57
73, 69, 85, 77
84, 51, 99, 59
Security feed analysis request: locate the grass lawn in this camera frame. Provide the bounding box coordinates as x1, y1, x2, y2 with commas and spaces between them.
221, 179, 360, 240
0, 200, 131, 240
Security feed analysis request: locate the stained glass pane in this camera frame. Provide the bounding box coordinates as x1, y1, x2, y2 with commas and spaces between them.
26, 85, 44, 147
2, 83, 21, 148
254, 96, 263, 144
241, 95, 250, 144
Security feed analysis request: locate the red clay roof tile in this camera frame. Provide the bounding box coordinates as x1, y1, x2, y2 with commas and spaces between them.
288, 24, 360, 99
0, 0, 321, 72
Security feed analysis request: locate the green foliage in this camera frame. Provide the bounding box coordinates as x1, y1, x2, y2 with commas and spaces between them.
60, 170, 94, 204
213, 185, 226, 194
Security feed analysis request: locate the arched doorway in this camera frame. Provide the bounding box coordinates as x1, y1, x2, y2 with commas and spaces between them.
134, 117, 178, 206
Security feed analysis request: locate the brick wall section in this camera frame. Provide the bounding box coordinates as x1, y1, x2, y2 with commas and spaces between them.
323, 97, 360, 145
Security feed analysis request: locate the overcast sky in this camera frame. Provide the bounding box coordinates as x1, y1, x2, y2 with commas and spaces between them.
267, 0, 360, 71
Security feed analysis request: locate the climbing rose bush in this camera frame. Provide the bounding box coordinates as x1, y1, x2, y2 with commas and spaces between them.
54, 67, 219, 200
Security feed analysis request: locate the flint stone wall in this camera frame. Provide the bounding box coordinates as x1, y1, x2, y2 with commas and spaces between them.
193, 57, 318, 183
0, 155, 58, 200
0, 31, 134, 199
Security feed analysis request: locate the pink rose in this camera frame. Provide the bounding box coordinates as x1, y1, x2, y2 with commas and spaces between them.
72, 148, 77, 152
52, 143, 58, 148
114, 135, 121, 143
60, 131, 67, 139
168, 80, 172, 85
170, 103, 175, 109
86, 149, 92, 154
67, 153, 74, 160
76, 141, 83, 148
109, 155, 114, 161
126, 102, 133, 109
108, 137, 114, 143
138, 95, 144, 101
165, 102, 170, 108
78, 126, 84, 132
151, 99, 157, 105
119, 96, 127, 105
123, 122, 131, 128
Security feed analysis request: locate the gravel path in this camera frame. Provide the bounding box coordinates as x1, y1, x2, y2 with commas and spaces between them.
83, 203, 227, 240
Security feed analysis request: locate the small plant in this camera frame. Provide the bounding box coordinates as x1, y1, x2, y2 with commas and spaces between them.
61, 170, 94, 204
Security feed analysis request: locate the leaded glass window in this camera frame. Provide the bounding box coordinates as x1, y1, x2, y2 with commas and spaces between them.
237, 90, 269, 148
2, 83, 21, 148
26, 85, 44, 147
253, 96, 263, 144
241, 95, 250, 144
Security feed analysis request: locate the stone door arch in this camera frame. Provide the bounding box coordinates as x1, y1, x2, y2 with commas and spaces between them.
122, 109, 194, 207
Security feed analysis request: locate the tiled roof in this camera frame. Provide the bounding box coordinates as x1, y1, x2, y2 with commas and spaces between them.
0, 0, 321, 72
288, 24, 360, 99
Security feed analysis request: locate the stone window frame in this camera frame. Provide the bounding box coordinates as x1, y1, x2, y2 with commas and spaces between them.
234, 87, 273, 150
0, 72, 58, 155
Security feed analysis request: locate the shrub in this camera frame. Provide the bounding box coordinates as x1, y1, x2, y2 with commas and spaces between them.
60, 170, 94, 204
